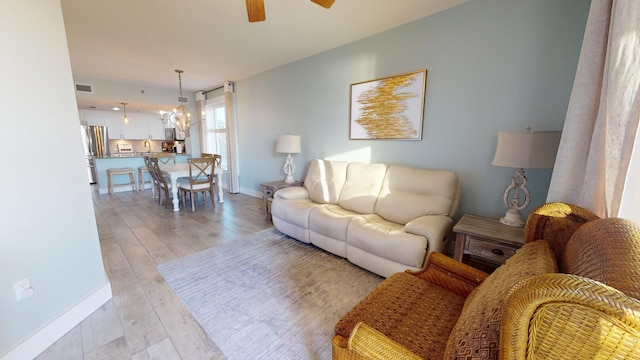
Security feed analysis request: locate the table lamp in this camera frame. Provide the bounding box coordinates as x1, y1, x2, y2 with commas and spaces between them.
491, 130, 561, 227
276, 134, 301, 183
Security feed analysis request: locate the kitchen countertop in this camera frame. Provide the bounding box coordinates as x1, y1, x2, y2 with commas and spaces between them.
95, 152, 189, 159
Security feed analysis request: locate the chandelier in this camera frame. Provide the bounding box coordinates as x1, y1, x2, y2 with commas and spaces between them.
161, 70, 194, 136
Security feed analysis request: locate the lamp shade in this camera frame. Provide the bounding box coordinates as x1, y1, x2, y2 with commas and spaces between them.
492, 131, 561, 169
276, 134, 301, 154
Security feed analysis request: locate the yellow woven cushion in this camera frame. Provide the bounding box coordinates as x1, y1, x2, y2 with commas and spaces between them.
335, 271, 467, 358
443, 240, 557, 359
563, 217, 640, 300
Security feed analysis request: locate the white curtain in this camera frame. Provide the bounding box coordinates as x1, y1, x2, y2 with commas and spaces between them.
224, 81, 240, 193
547, 0, 640, 218
196, 91, 206, 156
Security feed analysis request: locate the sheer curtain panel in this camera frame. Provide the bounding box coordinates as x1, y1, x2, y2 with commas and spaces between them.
547, 0, 640, 219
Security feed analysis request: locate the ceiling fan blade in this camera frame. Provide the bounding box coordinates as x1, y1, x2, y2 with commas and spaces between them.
311, 0, 335, 9
246, 0, 266, 22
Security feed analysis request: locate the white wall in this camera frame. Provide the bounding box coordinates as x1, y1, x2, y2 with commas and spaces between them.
0, 1, 110, 357
234, 0, 591, 220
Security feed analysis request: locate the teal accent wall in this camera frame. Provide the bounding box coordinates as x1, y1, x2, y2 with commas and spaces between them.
234, 0, 591, 219
94, 155, 190, 194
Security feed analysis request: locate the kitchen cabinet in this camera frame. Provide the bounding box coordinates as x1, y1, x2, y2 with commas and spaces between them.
103, 116, 124, 139
79, 109, 106, 126
78, 109, 170, 140
121, 114, 166, 140
121, 120, 138, 139
104, 114, 151, 140
142, 118, 167, 140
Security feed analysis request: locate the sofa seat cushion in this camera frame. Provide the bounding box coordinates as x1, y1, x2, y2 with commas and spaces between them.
443, 240, 557, 360
309, 204, 360, 257
347, 214, 427, 268
335, 272, 467, 359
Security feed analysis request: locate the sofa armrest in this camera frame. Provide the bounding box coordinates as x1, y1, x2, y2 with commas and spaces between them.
273, 186, 309, 200
500, 273, 640, 360
332, 322, 423, 360
406, 252, 488, 298
404, 215, 454, 254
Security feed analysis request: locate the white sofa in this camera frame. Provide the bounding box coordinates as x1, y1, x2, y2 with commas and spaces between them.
271, 159, 460, 278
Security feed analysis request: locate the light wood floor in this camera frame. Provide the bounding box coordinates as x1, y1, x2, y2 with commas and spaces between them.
36, 186, 272, 360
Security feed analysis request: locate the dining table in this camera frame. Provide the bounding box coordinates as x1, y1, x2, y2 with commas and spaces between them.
159, 162, 224, 212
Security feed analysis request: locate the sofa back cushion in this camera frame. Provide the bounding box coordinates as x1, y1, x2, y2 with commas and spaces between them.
443, 240, 558, 360
563, 217, 640, 300
337, 163, 388, 214
304, 160, 349, 205
374, 165, 459, 225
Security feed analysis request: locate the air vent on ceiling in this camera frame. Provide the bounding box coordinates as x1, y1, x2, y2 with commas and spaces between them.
177, 96, 188, 104
75, 83, 93, 94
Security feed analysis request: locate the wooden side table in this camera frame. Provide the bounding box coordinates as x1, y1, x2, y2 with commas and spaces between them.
260, 180, 303, 220
453, 214, 525, 267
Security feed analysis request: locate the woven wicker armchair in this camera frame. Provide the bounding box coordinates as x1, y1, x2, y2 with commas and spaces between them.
333, 202, 640, 360
523, 201, 600, 262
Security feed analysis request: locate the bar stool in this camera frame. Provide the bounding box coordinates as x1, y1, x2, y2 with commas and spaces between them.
107, 167, 137, 194
138, 165, 153, 194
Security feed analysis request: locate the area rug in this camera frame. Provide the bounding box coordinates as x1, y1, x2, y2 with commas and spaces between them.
157, 228, 384, 360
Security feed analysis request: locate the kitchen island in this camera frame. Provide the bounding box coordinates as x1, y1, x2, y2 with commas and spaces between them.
94, 153, 189, 194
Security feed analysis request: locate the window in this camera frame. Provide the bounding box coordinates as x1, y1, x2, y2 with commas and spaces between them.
204, 97, 227, 169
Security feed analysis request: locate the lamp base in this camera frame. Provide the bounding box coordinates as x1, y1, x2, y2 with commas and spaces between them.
283, 153, 296, 183
499, 208, 524, 227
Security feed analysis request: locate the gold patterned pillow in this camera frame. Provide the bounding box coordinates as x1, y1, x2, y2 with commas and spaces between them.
443, 240, 557, 360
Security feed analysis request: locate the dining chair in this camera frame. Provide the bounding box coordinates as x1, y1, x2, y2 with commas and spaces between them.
155, 153, 176, 164
142, 156, 157, 197
150, 157, 173, 209
201, 152, 213, 157
213, 154, 222, 168
177, 157, 216, 212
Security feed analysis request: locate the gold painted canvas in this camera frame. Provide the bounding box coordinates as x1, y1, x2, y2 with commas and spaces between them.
350, 70, 426, 140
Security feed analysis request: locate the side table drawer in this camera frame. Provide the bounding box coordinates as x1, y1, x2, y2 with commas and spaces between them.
466, 236, 518, 264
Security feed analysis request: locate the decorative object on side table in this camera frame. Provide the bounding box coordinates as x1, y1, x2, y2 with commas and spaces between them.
453, 214, 524, 269
260, 180, 303, 220
491, 129, 561, 227
275, 134, 301, 183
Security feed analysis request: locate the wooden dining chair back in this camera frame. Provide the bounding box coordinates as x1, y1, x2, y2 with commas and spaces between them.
213, 154, 222, 168
143, 156, 158, 197
201, 152, 213, 158
177, 157, 216, 212
155, 153, 176, 165
150, 157, 173, 209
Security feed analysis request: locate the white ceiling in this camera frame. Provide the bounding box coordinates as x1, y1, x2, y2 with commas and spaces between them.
62, 0, 467, 112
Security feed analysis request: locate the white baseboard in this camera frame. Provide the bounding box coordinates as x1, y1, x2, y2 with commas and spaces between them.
240, 187, 261, 198
98, 186, 139, 195
1, 283, 113, 360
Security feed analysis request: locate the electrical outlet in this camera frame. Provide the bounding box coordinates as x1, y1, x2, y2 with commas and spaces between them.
14, 278, 34, 301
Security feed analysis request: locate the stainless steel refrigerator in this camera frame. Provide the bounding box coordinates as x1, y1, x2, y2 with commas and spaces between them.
81, 125, 110, 184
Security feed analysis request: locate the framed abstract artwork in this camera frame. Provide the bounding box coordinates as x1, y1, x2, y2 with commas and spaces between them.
349, 70, 427, 140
